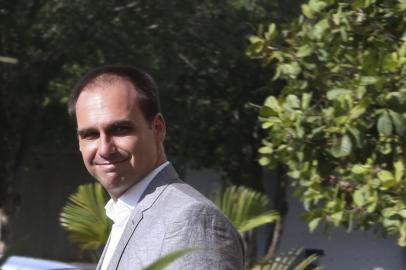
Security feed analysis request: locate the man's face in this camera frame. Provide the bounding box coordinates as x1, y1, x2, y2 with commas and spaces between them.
75, 80, 166, 200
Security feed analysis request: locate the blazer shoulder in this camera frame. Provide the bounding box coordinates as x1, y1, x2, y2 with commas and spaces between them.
162, 180, 219, 209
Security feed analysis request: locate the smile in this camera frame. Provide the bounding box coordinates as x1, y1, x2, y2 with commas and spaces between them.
93, 158, 129, 166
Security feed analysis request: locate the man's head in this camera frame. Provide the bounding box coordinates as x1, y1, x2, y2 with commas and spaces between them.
68, 65, 160, 122
69, 65, 167, 200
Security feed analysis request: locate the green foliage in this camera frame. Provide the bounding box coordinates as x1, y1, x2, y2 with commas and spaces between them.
143, 248, 194, 270
60, 183, 111, 253
251, 249, 321, 270
248, 0, 406, 246
211, 185, 279, 233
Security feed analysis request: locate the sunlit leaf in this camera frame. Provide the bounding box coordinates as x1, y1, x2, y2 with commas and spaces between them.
143, 248, 194, 270
211, 185, 278, 233
377, 111, 393, 136
60, 183, 111, 252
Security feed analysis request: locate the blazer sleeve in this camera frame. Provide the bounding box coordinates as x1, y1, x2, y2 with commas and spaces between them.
159, 203, 245, 270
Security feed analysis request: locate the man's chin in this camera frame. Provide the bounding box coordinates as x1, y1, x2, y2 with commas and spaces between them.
97, 176, 125, 193
96, 173, 139, 199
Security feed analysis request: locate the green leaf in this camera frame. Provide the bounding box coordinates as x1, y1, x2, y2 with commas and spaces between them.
143, 248, 194, 270
60, 183, 111, 252
264, 96, 281, 113
292, 254, 320, 270
347, 127, 365, 148
386, 92, 406, 113
331, 211, 343, 226
308, 0, 328, 12
251, 248, 319, 270
353, 187, 369, 207
262, 121, 273, 129
302, 4, 315, 19
399, 0, 406, 10
288, 170, 300, 178
339, 27, 348, 42
349, 105, 366, 120
264, 23, 278, 41
211, 185, 278, 233
383, 218, 401, 229
398, 223, 406, 247
296, 45, 313, 58
367, 198, 378, 213
259, 106, 274, 117
238, 211, 279, 233
302, 92, 312, 110
248, 35, 263, 44
378, 170, 396, 189
394, 160, 405, 181
285, 95, 301, 110
258, 146, 273, 154
399, 210, 406, 218
378, 170, 394, 182
330, 134, 352, 158
389, 111, 406, 135
326, 89, 351, 100
309, 217, 321, 232
377, 111, 393, 136
360, 76, 378, 85
314, 19, 330, 40
259, 156, 270, 166
280, 62, 302, 77
352, 164, 369, 174
382, 208, 397, 218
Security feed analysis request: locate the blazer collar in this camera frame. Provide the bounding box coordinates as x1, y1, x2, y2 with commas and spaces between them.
105, 163, 179, 270
137, 163, 179, 211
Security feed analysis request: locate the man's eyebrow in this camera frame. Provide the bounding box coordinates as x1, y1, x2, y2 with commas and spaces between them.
77, 127, 97, 136
76, 120, 135, 136
109, 120, 134, 127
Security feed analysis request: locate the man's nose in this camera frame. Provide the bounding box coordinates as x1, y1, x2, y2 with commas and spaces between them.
98, 134, 116, 157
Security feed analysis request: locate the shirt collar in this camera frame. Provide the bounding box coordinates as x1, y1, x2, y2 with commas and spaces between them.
105, 161, 170, 224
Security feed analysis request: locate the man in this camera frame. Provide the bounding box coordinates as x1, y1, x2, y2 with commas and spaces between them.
68, 65, 244, 269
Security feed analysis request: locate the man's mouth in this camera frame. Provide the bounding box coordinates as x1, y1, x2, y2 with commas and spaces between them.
93, 158, 129, 166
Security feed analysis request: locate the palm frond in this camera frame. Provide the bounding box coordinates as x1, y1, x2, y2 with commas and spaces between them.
238, 211, 279, 233
251, 249, 321, 270
211, 185, 279, 233
60, 183, 112, 251
143, 248, 194, 270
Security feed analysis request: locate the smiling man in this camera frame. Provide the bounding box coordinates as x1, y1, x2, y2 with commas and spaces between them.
68, 65, 244, 270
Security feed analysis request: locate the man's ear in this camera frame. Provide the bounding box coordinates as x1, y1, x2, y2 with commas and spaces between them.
153, 113, 166, 142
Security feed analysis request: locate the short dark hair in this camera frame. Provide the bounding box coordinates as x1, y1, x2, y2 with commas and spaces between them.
68, 65, 161, 122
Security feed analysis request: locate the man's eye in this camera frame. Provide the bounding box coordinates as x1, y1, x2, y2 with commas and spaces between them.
80, 132, 99, 140
111, 125, 132, 134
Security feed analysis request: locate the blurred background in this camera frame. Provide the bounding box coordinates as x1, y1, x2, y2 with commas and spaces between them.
1, 0, 406, 269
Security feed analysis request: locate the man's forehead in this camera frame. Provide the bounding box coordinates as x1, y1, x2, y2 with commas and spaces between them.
75, 79, 142, 122
77, 85, 138, 112
82, 74, 136, 92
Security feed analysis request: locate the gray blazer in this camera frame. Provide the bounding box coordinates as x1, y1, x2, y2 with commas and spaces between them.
96, 164, 245, 270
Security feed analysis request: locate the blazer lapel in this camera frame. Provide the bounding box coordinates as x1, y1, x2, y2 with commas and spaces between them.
106, 164, 179, 270
106, 210, 142, 270
95, 235, 111, 270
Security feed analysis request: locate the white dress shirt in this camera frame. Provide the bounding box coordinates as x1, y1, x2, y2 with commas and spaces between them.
100, 161, 170, 270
